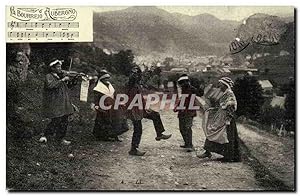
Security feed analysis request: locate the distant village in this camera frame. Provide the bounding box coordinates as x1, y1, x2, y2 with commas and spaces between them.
132, 49, 292, 110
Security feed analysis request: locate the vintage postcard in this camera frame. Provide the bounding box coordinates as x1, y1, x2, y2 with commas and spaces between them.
6, 5, 295, 191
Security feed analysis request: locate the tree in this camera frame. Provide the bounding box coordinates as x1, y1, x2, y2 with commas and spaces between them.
233, 75, 264, 120
112, 50, 135, 76
30, 43, 73, 68
284, 78, 295, 132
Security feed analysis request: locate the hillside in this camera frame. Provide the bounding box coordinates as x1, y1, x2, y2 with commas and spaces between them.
233, 13, 295, 85
93, 6, 240, 56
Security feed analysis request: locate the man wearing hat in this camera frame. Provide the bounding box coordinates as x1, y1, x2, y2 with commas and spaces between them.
39, 59, 75, 145
174, 74, 203, 152
126, 66, 172, 156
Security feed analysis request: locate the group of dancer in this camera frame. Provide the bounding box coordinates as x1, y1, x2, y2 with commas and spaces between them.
40, 59, 241, 162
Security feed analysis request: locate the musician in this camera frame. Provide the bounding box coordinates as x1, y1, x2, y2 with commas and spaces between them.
39, 59, 76, 145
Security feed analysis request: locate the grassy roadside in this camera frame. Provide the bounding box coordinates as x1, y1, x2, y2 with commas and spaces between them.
239, 139, 293, 191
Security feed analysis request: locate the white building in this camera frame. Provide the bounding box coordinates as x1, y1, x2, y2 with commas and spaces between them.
270, 95, 286, 109
258, 80, 273, 92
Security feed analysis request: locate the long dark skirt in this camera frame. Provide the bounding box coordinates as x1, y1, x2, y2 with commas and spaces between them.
93, 111, 128, 140
204, 118, 241, 162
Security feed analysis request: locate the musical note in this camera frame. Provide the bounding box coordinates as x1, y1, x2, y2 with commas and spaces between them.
7, 22, 80, 29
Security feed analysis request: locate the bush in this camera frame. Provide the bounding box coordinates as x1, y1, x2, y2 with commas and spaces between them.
233, 75, 264, 120
259, 106, 286, 128
284, 79, 295, 132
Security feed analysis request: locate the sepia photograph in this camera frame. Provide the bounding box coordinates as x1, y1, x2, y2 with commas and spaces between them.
6, 5, 295, 191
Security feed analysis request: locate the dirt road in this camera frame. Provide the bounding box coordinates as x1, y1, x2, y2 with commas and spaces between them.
12, 110, 289, 191
74, 111, 262, 191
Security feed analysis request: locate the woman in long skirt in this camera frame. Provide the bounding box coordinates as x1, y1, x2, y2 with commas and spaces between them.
198, 77, 241, 162
92, 70, 128, 141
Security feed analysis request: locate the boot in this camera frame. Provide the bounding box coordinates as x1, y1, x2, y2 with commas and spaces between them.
197, 151, 212, 159
186, 147, 195, 152
155, 134, 172, 141
128, 148, 146, 156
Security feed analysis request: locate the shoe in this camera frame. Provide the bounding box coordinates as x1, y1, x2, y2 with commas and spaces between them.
180, 145, 188, 148
197, 151, 212, 159
39, 136, 47, 143
61, 139, 71, 145
186, 147, 195, 152
155, 134, 172, 141
128, 148, 146, 156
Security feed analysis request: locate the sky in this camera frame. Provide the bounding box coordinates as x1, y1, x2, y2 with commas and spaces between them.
93, 6, 294, 21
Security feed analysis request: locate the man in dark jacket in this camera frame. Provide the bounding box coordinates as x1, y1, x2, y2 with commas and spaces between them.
174, 74, 203, 152
126, 66, 172, 156
39, 59, 75, 145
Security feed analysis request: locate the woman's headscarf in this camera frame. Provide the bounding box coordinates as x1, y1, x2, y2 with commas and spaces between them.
218, 77, 234, 89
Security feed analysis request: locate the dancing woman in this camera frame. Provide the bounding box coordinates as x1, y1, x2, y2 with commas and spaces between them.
198, 77, 241, 162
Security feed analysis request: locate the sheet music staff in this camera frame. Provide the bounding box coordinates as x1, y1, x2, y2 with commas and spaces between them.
8, 21, 79, 30
8, 31, 79, 39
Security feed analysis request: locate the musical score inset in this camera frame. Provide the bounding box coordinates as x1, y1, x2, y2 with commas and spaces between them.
8, 22, 79, 29
8, 31, 79, 39
6, 6, 93, 43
